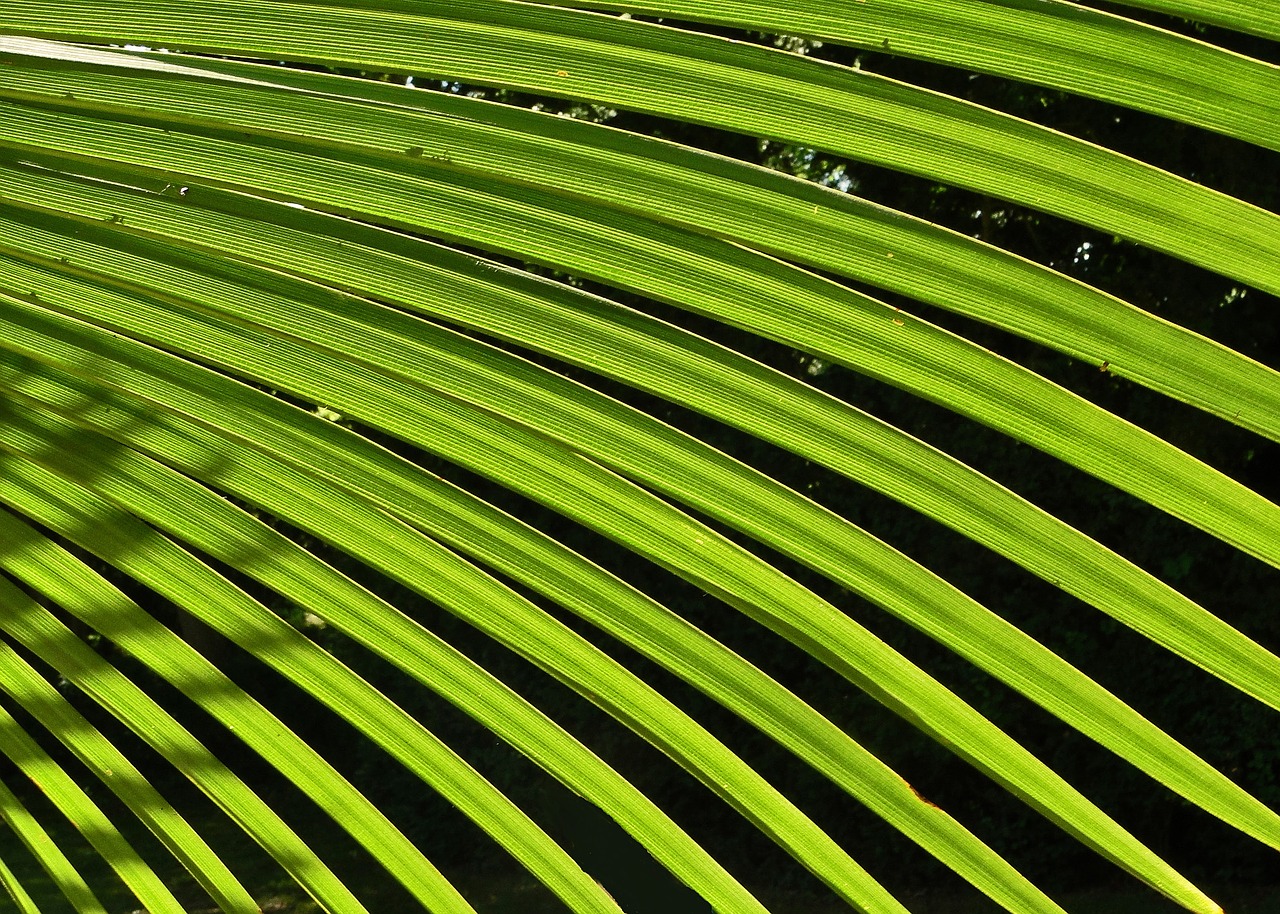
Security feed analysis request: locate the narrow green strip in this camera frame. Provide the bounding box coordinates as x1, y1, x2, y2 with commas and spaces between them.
0, 349, 1066, 914
0, 288, 1214, 911
0, 201, 1276, 874
1088, 0, 1280, 41
0, 776, 107, 914
0, 363, 919, 914
3, 168, 1278, 743
0, 463, 516, 912
0, 634, 260, 914
0, 417, 763, 914
524, 0, 1280, 150
0, 847, 40, 914
0, 697, 186, 914
1, 0, 1277, 295
1, 120, 1275, 578
4, 57, 1276, 450
0, 562, 372, 914
6, 364, 1083, 914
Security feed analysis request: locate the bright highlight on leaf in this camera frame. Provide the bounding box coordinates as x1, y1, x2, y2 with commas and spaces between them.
0, 4, 1276, 914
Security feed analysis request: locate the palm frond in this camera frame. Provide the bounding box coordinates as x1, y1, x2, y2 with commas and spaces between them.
0, 3, 1277, 913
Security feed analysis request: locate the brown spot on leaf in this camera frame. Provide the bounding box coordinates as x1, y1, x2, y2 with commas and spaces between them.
908, 784, 939, 809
